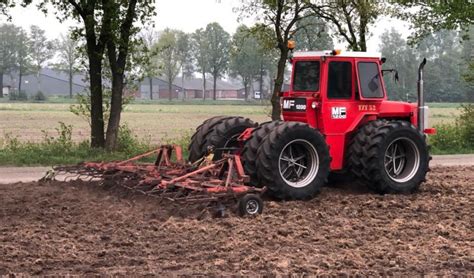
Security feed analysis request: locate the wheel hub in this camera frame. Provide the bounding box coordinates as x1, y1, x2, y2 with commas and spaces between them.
245, 200, 259, 214
384, 137, 420, 183
278, 139, 319, 188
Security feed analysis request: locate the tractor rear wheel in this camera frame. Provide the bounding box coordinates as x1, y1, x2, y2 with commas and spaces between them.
241, 120, 282, 187
188, 116, 230, 162
256, 122, 330, 200
349, 120, 430, 194
188, 116, 257, 162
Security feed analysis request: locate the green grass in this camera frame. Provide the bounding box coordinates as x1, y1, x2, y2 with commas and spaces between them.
0, 123, 192, 166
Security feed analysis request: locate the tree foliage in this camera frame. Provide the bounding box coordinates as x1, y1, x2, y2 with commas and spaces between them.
230, 25, 262, 100
0, 24, 20, 97
239, 0, 310, 120
307, 0, 385, 51
191, 28, 210, 100
380, 28, 471, 103
395, 0, 474, 44
293, 14, 333, 51
154, 28, 182, 101
205, 22, 230, 100
53, 33, 80, 98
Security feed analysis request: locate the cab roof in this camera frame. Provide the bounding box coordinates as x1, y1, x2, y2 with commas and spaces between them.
292, 50, 382, 59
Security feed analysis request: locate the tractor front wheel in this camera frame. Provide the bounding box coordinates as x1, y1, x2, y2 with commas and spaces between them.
256, 122, 330, 200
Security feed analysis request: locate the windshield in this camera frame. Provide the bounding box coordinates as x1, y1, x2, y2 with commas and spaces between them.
293, 61, 320, 92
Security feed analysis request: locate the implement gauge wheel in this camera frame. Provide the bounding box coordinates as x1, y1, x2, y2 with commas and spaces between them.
238, 194, 263, 216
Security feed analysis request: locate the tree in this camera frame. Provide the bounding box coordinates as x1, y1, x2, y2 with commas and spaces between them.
176, 32, 193, 100
240, 0, 310, 120
307, 1, 384, 51
155, 29, 182, 101
29, 25, 54, 93
139, 27, 159, 100
205, 22, 230, 100
395, 1, 474, 44
15, 27, 32, 94
103, 0, 156, 150
230, 25, 262, 100
192, 28, 210, 100
293, 14, 333, 51
4, 0, 156, 149
0, 24, 19, 97
378, 28, 417, 101
54, 33, 80, 98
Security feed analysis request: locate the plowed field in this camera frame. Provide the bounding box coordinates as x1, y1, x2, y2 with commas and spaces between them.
1, 166, 473, 275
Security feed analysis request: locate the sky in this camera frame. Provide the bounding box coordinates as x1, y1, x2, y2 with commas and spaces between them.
0, 0, 410, 52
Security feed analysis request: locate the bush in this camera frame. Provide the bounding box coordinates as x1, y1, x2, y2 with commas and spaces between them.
457, 104, 474, 148
0, 122, 154, 166
9, 90, 28, 101
33, 91, 47, 101
431, 104, 474, 154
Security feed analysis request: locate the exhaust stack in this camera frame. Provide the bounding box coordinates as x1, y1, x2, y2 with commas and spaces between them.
417, 58, 427, 132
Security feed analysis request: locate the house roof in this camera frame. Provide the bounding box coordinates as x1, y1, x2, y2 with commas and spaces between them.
147, 76, 244, 91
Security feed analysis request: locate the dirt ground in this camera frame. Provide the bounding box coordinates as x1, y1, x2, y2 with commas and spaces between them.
1, 166, 473, 275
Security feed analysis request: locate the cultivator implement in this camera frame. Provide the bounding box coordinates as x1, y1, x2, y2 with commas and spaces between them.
43, 145, 265, 216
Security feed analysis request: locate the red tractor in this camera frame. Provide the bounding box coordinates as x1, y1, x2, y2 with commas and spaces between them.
188, 49, 435, 200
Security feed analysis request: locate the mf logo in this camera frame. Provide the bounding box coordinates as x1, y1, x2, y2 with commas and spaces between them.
282, 99, 295, 109
331, 107, 347, 119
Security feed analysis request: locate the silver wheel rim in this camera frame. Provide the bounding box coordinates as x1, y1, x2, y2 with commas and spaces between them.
384, 137, 420, 183
278, 139, 319, 188
245, 199, 259, 214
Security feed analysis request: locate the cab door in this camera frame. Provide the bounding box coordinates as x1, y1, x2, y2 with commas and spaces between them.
319, 58, 357, 169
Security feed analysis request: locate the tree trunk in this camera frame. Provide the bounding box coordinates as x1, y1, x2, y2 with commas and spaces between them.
271, 48, 289, 120
202, 72, 206, 100
149, 77, 153, 100
168, 77, 172, 101
0, 71, 3, 98
36, 71, 41, 94
244, 81, 248, 101
105, 73, 124, 151
18, 66, 22, 94
69, 68, 73, 99
259, 62, 264, 102
89, 57, 105, 148
212, 74, 217, 100
181, 69, 185, 101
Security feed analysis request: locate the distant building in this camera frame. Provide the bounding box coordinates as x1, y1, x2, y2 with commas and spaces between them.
138, 77, 246, 100
2, 69, 88, 97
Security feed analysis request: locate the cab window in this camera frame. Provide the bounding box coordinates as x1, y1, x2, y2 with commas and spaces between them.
358, 62, 384, 98
293, 61, 320, 92
327, 61, 352, 99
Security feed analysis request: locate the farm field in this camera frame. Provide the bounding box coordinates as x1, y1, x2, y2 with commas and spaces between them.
0, 166, 472, 275
0, 102, 461, 144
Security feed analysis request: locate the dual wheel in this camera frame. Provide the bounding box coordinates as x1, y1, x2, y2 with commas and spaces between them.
189, 116, 430, 201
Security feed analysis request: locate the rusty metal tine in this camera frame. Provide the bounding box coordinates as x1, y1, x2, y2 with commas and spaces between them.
162, 163, 218, 185
154, 147, 163, 166
175, 145, 184, 163
225, 158, 234, 188
118, 148, 160, 166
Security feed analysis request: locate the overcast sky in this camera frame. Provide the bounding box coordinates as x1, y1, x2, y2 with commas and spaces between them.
1, 0, 410, 52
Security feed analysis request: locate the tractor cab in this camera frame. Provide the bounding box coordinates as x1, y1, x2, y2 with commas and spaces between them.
281, 49, 430, 170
